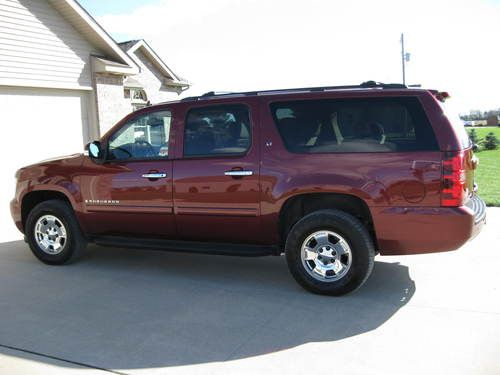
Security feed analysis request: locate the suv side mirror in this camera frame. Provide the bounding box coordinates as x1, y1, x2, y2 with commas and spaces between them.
87, 141, 105, 164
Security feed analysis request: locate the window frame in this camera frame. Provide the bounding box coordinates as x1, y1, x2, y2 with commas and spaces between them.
182, 103, 253, 159
269, 96, 439, 154
104, 109, 173, 163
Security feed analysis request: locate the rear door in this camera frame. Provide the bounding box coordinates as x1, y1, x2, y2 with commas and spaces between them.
172, 100, 262, 244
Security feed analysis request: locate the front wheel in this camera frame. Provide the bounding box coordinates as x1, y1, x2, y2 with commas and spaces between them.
285, 209, 375, 295
25, 199, 87, 265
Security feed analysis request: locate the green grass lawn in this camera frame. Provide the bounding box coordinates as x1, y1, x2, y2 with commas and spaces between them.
467, 126, 500, 206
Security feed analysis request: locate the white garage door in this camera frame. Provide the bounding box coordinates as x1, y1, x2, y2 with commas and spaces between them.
0, 86, 90, 241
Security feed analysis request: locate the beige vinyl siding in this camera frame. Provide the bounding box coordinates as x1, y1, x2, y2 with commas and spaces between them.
0, 0, 102, 89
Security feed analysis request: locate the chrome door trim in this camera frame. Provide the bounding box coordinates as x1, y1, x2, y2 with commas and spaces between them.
224, 170, 253, 177
142, 173, 167, 179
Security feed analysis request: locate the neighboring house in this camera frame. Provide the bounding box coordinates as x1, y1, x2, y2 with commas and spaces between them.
95, 39, 189, 134
0, 0, 188, 240
486, 115, 499, 126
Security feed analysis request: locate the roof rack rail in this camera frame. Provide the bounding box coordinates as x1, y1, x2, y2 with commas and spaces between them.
181, 81, 408, 102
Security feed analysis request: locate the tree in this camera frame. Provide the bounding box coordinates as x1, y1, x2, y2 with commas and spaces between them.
468, 128, 478, 144
484, 132, 499, 150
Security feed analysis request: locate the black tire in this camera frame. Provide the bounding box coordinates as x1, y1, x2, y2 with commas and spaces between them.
25, 199, 87, 265
285, 209, 375, 296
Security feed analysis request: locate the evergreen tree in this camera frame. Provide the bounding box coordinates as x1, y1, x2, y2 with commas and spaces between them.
484, 132, 499, 150
468, 129, 478, 144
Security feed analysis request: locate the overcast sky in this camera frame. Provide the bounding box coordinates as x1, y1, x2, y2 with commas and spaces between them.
79, 0, 500, 113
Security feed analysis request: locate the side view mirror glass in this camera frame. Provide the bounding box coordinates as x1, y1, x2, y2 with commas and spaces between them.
86, 141, 105, 163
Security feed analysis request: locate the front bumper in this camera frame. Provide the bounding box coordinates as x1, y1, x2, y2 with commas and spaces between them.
372, 195, 486, 255
10, 198, 23, 234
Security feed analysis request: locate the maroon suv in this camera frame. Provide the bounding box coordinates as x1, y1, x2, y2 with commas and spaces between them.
10, 81, 486, 295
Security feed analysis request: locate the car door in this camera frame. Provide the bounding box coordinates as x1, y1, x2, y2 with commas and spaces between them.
172, 100, 262, 244
79, 108, 175, 238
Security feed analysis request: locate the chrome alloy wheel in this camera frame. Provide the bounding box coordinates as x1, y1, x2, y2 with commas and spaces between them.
34, 215, 67, 255
300, 230, 352, 282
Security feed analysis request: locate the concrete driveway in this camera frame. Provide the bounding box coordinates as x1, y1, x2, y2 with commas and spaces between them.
0, 209, 499, 375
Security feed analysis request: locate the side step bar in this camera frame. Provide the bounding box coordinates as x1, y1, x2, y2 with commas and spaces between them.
90, 235, 279, 257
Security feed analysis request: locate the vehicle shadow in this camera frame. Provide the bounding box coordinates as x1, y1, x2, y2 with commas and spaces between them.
0, 241, 415, 371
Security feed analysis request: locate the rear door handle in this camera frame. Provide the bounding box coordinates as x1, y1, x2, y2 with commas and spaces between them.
142, 173, 167, 179
224, 170, 253, 177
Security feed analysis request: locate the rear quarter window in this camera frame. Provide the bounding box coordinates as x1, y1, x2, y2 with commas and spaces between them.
271, 97, 439, 153
438, 101, 471, 149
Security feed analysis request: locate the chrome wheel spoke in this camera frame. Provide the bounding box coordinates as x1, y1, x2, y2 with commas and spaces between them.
314, 232, 330, 247
312, 264, 327, 277
332, 259, 344, 273
333, 241, 349, 257
303, 247, 318, 261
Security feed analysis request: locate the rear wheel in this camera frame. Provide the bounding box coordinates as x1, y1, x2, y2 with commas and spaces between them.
25, 199, 87, 265
285, 209, 375, 295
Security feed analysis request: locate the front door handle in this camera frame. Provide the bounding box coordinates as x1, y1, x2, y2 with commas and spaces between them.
142, 173, 167, 179
224, 170, 253, 177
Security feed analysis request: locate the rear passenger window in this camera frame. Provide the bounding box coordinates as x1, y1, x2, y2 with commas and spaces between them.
271, 97, 438, 153
184, 105, 251, 157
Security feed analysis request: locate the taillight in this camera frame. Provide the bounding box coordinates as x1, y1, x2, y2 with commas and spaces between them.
441, 151, 467, 207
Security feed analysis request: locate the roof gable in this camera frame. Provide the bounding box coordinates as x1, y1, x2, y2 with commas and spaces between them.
119, 40, 188, 87
47, 0, 138, 74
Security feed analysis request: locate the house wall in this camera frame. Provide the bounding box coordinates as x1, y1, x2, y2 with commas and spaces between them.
0, 0, 101, 90
94, 73, 130, 136
94, 49, 182, 137
131, 49, 180, 104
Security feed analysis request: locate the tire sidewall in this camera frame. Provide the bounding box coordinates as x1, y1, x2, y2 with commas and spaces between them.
285, 210, 374, 295
26, 201, 80, 265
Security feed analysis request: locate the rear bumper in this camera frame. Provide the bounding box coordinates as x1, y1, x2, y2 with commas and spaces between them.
372, 195, 486, 255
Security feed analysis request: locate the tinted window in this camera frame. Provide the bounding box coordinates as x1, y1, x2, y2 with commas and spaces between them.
108, 110, 171, 160
184, 105, 251, 157
438, 101, 471, 149
271, 97, 438, 153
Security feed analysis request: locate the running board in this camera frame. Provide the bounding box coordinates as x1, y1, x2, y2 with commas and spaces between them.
90, 235, 279, 257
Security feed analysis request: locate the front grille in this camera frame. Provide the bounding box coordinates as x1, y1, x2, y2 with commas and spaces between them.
466, 195, 487, 224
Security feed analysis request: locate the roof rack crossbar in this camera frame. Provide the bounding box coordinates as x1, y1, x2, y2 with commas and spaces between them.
181, 81, 407, 101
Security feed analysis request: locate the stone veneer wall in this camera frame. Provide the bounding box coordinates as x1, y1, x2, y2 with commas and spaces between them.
94, 73, 131, 136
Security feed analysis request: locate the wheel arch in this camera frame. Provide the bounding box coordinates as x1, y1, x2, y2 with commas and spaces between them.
21, 189, 76, 231
278, 192, 378, 250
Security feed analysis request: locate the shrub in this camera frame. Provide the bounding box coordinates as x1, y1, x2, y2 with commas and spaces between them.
484, 132, 499, 150
468, 129, 478, 144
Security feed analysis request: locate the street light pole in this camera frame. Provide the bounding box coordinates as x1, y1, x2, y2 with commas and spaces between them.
401, 33, 406, 86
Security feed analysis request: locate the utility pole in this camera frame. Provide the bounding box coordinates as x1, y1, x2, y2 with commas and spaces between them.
400, 33, 406, 86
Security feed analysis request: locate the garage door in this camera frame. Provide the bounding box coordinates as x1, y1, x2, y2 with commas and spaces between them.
0, 86, 90, 241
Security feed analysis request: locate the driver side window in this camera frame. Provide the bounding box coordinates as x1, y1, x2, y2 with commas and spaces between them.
108, 110, 172, 160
